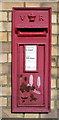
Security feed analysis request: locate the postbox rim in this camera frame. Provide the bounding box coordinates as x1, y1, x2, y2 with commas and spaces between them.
12, 7, 52, 11
12, 7, 51, 113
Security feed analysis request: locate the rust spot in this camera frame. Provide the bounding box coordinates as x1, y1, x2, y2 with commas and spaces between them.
19, 74, 23, 77
20, 82, 30, 93
30, 86, 35, 90
20, 82, 35, 93
30, 94, 37, 101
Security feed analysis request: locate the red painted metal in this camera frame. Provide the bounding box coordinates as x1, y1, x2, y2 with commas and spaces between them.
12, 7, 51, 113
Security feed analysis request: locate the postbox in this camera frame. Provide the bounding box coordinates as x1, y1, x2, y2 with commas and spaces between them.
12, 7, 51, 113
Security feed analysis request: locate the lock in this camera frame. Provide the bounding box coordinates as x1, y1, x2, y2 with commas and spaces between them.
12, 7, 51, 113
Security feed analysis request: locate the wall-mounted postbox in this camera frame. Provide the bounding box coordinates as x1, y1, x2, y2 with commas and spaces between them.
12, 8, 51, 113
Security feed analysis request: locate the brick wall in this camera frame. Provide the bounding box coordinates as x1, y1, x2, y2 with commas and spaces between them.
0, 2, 59, 118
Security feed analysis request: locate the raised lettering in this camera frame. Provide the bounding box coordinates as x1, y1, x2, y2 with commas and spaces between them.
28, 14, 36, 22
20, 16, 25, 21
39, 15, 44, 21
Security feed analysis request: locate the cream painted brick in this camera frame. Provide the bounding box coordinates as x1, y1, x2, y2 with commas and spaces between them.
52, 61, 56, 66
0, 63, 11, 74
58, 14, 59, 23
52, 14, 57, 23
57, 25, 59, 34
0, 64, 2, 74
51, 100, 55, 109
8, 53, 11, 62
0, 54, 7, 63
0, 87, 11, 96
58, 36, 59, 44
25, 2, 40, 7
56, 2, 59, 12
0, 98, 2, 107
40, 109, 57, 118
0, 2, 2, 10
7, 74, 11, 85
0, 97, 7, 106
40, 2, 57, 12
51, 79, 56, 88
0, 32, 7, 41
52, 46, 57, 56
16, 114, 24, 118
8, 32, 11, 41
57, 68, 59, 78
51, 89, 57, 99
25, 114, 39, 118
0, 12, 7, 21
7, 87, 11, 96
57, 90, 59, 99
57, 46, 59, 56
52, 61, 56, 67
8, 12, 12, 21
2, 108, 23, 118
0, 87, 7, 96
0, 22, 11, 31
51, 68, 57, 78
52, 57, 57, 66
8, 22, 11, 31
0, 109, 2, 118
7, 97, 11, 107
52, 25, 57, 34
57, 79, 59, 88
0, 75, 7, 85
56, 101, 59, 109
0, 22, 3, 31
0, 2, 24, 10
58, 58, 59, 66
52, 35, 57, 45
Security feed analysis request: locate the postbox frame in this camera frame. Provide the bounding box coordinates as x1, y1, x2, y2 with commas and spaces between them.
12, 7, 51, 113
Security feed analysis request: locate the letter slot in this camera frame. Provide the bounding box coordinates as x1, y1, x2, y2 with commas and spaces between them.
15, 28, 48, 37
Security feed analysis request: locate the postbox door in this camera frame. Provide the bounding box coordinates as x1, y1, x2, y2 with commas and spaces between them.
17, 44, 45, 106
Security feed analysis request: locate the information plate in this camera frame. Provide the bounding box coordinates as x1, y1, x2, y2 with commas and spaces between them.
25, 45, 37, 71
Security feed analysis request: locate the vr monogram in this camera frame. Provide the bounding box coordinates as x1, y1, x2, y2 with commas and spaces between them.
28, 14, 36, 22
20, 14, 44, 22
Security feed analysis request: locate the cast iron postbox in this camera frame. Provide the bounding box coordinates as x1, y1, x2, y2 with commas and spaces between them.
12, 8, 51, 113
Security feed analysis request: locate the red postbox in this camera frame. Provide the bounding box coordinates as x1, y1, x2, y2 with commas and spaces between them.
12, 8, 51, 113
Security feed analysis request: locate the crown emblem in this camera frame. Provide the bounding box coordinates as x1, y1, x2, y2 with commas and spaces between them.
28, 14, 36, 22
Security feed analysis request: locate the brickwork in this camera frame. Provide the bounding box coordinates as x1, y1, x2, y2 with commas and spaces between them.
0, 2, 59, 119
